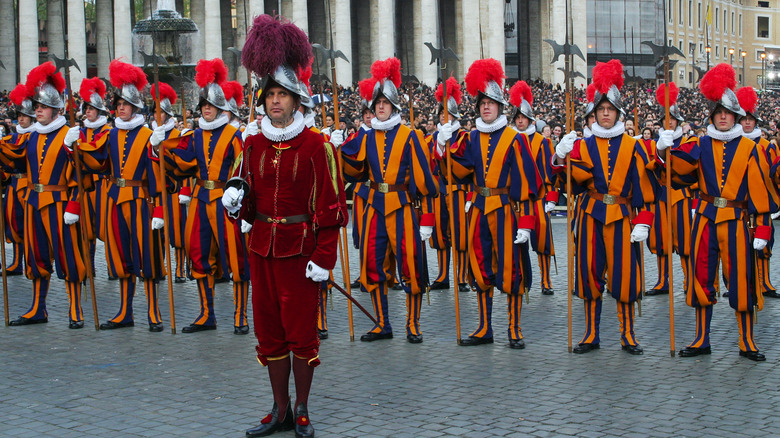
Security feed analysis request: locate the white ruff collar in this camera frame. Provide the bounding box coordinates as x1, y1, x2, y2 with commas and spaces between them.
16, 124, 35, 134
261, 111, 305, 142
743, 128, 761, 141
84, 116, 108, 130
34, 115, 67, 134
114, 114, 146, 131
518, 124, 536, 136
583, 126, 593, 138
437, 120, 461, 132
591, 120, 625, 139
197, 113, 229, 131
671, 126, 683, 140
707, 124, 744, 142
230, 119, 241, 128
303, 111, 316, 128
371, 113, 402, 131
360, 123, 372, 132
476, 115, 508, 133
151, 117, 176, 133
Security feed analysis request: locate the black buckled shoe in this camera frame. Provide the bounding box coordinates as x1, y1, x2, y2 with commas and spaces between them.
508, 339, 525, 349
458, 283, 471, 292
174, 276, 188, 284
622, 344, 644, 355
9, 316, 48, 326
246, 401, 294, 437
645, 288, 669, 296
406, 334, 423, 344
293, 402, 315, 438
181, 323, 216, 333
541, 288, 554, 295
763, 290, 780, 299
318, 330, 328, 340
739, 350, 766, 361
360, 331, 393, 342
234, 325, 250, 335
100, 320, 134, 330
391, 284, 403, 290
679, 346, 711, 357
430, 281, 450, 290
69, 320, 84, 329
722, 291, 729, 298
350, 279, 361, 289
458, 336, 494, 346
572, 343, 600, 354
149, 323, 164, 332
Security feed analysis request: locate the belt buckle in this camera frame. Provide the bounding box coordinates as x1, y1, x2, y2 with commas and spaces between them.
478, 187, 491, 197
203, 180, 215, 190
377, 182, 389, 193
33, 183, 44, 193
13, 173, 23, 179
602, 194, 616, 205
115, 178, 126, 188
713, 196, 728, 208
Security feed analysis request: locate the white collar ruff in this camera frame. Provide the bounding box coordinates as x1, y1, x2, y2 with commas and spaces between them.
16, 124, 35, 134
198, 113, 230, 131
591, 120, 625, 139
360, 123, 372, 132
671, 126, 683, 140
583, 126, 593, 138
303, 111, 316, 128
743, 128, 761, 141
518, 124, 536, 136
261, 111, 305, 142
114, 114, 146, 131
476, 115, 508, 133
34, 115, 67, 134
707, 124, 744, 142
84, 116, 108, 130
151, 117, 177, 133
371, 113, 402, 132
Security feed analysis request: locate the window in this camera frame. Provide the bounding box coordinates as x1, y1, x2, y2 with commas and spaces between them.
715, 7, 719, 30
679, 40, 683, 51
698, 2, 701, 29
724, 10, 727, 33
699, 43, 703, 54
669, 0, 674, 23
715, 45, 719, 58
739, 14, 742, 36
758, 1, 769, 7
688, 1, 692, 27
757, 50, 766, 62
757, 16, 770, 39
679, 69, 685, 80
679, 0, 684, 24
731, 12, 735, 35
689, 42, 696, 56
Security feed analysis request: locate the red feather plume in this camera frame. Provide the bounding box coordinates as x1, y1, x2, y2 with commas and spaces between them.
591, 59, 624, 94
508, 80, 533, 107
109, 60, 148, 90
298, 64, 313, 95
435, 77, 462, 105
242, 14, 312, 78
699, 63, 736, 102
464, 58, 505, 98
655, 82, 679, 107
222, 81, 245, 107
150, 82, 178, 105
25, 61, 66, 95
735, 86, 758, 114
9, 83, 31, 106
359, 78, 376, 102
79, 77, 106, 101
370, 57, 402, 88
586, 83, 596, 103
195, 58, 228, 88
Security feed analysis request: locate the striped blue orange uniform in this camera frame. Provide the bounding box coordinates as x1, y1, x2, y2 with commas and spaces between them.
79, 121, 111, 272
671, 133, 778, 354
526, 129, 559, 293
757, 136, 777, 295
166, 119, 250, 330
0, 130, 31, 275
156, 122, 188, 282
447, 123, 541, 343
0, 117, 87, 323
78, 116, 167, 327
341, 119, 438, 338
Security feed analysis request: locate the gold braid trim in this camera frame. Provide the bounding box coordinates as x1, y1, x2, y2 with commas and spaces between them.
258, 150, 267, 178
266, 353, 291, 361
323, 143, 339, 193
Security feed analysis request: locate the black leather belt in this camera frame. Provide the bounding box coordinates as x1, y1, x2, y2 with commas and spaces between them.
255, 213, 310, 224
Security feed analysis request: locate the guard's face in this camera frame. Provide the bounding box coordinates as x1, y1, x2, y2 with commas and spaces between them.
586, 113, 596, 129
115, 99, 135, 122
34, 103, 57, 125
740, 114, 757, 133
514, 114, 530, 131
374, 96, 393, 122
264, 85, 297, 126
362, 108, 374, 127
479, 98, 500, 124
712, 107, 736, 132
85, 106, 100, 123
200, 102, 219, 123
595, 101, 618, 130
17, 114, 33, 129
667, 118, 679, 131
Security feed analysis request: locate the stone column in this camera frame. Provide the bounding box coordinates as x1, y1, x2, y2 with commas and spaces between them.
18, 0, 38, 79
371, 0, 395, 62
285, 0, 309, 34
190, 0, 205, 61
0, 0, 17, 89
220, 0, 235, 78
203, 0, 222, 59
114, 0, 133, 61
486, 0, 505, 63
413, 0, 438, 86
47, 0, 65, 59
96, 0, 114, 77
67, 0, 87, 85
457, 0, 481, 78
571, 0, 587, 88
330, 0, 352, 86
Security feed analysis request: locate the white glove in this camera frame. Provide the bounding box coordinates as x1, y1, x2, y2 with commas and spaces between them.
656, 129, 674, 151
555, 131, 577, 159
178, 194, 191, 205
150, 126, 166, 146
242, 121, 259, 142
465, 200, 472, 213
0, 126, 4, 137
754, 238, 768, 251
771, 211, 780, 220
630, 224, 650, 243
544, 201, 556, 214
151, 217, 164, 230
420, 225, 433, 240
241, 219, 253, 233
437, 122, 454, 147
64, 126, 81, 148
633, 134, 642, 140
63, 211, 79, 225
222, 187, 244, 214
305, 260, 329, 282
330, 130, 344, 148
514, 228, 531, 244
691, 209, 696, 220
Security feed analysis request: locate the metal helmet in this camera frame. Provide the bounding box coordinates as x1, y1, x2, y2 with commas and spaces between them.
438, 96, 462, 120
83, 92, 109, 114
583, 101, 595, 119
31, 83, 64, 109
227, 97, 241, 118
512, 98, 534, 122
258, 64, 310, 113
300, 93, 315, 110
370, 79, 402, 112
593, 85, 625, 116
668, 104, 684, 122
160, 98, 175, 117
115, 83, 144, 109
477, 80, 509, 107
708, 87, 745, 121
17, 99, 36, 118
198, 82, 231, 112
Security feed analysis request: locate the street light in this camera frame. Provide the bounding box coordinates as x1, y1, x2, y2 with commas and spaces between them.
741, 50, 746, 85
761, 52, 767, 90
729, 48, 735, 68
705, 45, 711, 70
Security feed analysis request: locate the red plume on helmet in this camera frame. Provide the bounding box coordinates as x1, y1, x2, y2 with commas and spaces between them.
699, 63, 737, 102
25, 61, 66, 95
735, 86, 758, 115
222, 81, 245, 107
586, 82, 596, 103
195, 58, 228, 88
9, 83, 32, 106
655, 82, 679, 107
298, 63, 314, 95
151, 82, 178, 105
359, 78, 376, 102
435, 77, 462, 105
109, 59, 148, 90
464, 58, 505, 97
79, 77, 107, 101
591, 59, 624, 94
242, 14, 312, 78
370, 57, 402, 88
508, 80, 533, 107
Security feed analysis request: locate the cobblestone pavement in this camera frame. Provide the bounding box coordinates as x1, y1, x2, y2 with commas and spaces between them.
2, 219, 780, 437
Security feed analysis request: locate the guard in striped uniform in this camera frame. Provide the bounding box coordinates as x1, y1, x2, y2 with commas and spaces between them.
348, 101, 373, 289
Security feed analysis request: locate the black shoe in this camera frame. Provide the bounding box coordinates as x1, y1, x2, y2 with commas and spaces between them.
406, 334, 423, 343
679, 346, 711, 357
391, 284, 403, 290
4, 269, 23, 276
69, 320, 84, 329
722, 291, 729, 298
246, 401, 294, 437
318, 329, 328, 340
458, 336, 494, 346
215, 276, 229, 284
508, 338, 525, 349
739, 350, 766, 361
174, 276, 187, 284
350, 279, 361, 289
9, 316, 48, 326
360, 331, 393, 342
541, 288, 554, 295
293, 402, 315, 438
100, 320, 134, 330
645, 288, 669, 296
430, 280, 450, 290
149, 323, 164, 332
763, 290, 780, 299
234, 325, 250, 335
181, 323, 216, 333
573, 343, 600, 354
458, 283, 470, 292
622, 344, 644, 355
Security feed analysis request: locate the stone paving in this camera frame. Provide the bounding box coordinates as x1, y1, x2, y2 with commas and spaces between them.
2, 219, 780, 437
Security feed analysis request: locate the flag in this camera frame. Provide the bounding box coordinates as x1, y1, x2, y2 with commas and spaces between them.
706, 2, 712, 26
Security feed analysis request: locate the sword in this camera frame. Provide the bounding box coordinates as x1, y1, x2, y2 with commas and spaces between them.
327, 280, 378, 326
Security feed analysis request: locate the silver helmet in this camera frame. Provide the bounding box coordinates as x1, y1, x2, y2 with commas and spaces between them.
370, 79, 403, 112
477, 80, 508, 107
512, 97, 534, 122
31, 83, 64, 109
16, 98, 35, 118
668, 104, 684, 122
300, 94, 315, 110
115, 83, 144, 109
227, 97, 241, 118
83, 91, 109, 114
583, 101, 595, 119
259, 64, 311, 109
198, 82, 231, 112
439, 96, 461, 120
593, 85, 625, 116
160, 98, 175, 117
708, 87, 746, 121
